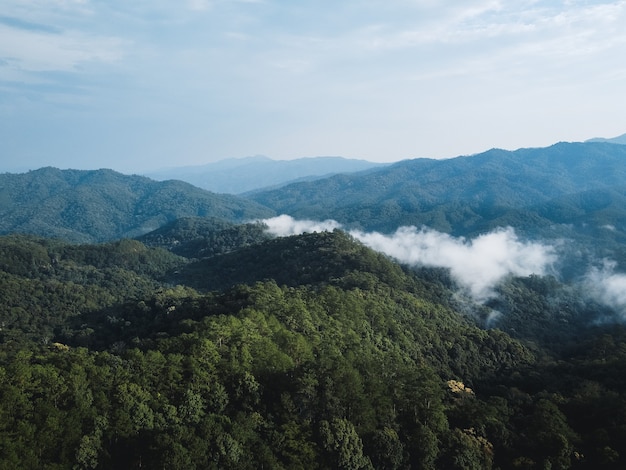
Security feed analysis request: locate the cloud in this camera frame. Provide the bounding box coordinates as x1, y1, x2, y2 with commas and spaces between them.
584, 259, 626, 316
0, 15, 62, 34
262, 214, 342, 237
188, 0, 213, 11
352, 0, 626, 66
0, 23, 125, 73
351, 225, 556, 301
260, 215, 556, 301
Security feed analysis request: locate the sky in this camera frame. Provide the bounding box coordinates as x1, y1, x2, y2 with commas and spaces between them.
1, 0, 626, 173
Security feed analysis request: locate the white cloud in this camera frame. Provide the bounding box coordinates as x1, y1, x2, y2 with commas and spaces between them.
0, 24, 125, 73
357, 0, 626, 58
584, 259, 626, 316
351, 225, 556, 301
188, 0, 213, 11
262, 214, 342, 236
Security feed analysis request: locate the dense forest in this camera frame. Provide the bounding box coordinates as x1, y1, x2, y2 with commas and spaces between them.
0, 168, 274, 243
2, 224, 626, 469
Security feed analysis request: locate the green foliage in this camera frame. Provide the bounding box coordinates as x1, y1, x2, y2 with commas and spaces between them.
319, 418, 373, 469
172, 229, 427, 294
0, 167, 274, 242
0, 229, 625, 468
0, 235, 186, 344
137, 217, 271, 259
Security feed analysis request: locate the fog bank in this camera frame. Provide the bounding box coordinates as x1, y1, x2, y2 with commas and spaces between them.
584, 259, 626, 317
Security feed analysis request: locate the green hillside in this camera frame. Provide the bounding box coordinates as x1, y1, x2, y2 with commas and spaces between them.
136, 217, 271, 259
0, 167, 274, 243
4, 142, 626, 251
1, 230, 626, 468
248, 142, 626, 237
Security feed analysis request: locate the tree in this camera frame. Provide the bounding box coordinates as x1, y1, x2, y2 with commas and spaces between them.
319, 418, 374, 470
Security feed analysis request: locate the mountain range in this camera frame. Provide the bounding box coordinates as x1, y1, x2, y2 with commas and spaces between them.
4, 141, 626, 257
3, 138, 626, 468
144, 155, 387, 194
248, 141, 626, 234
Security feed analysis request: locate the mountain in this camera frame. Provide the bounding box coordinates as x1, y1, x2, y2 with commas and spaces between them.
168, 229, 419, 292
136, 216, 271, 258
0, 167, 274, 243
5, 141, 626, 257
247, 142, 626, 237
5, 140, 626, 468
2, 229, 626, 468
144, 155, 388, 194
585, 132, 626, 145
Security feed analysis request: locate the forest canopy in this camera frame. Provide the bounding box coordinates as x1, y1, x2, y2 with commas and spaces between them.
1, 229, 626, 469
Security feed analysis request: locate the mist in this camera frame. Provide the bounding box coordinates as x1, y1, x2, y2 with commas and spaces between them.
262, 214, 342, 237
260, 215, 557, 302
584, 259, 626, 317
352, 226, 556, 301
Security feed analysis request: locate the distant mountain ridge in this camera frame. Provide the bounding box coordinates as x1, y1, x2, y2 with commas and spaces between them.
144, 155, 388, 194
0, 167, 274, 243
247, 141, 626, 235
585, 132, 626, 145
5, 140, 626, 253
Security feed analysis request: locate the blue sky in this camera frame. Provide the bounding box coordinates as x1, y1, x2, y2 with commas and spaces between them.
1, 0, 625, 173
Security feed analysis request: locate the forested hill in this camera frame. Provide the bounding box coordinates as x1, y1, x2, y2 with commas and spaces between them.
0, 167, 275, 243
2, 229, 626, 468
247, 141, 626, 236
136, 217, 272, 259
